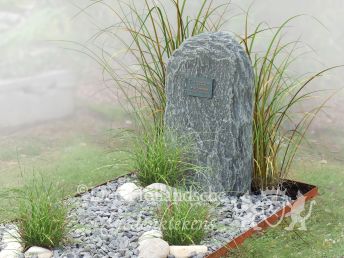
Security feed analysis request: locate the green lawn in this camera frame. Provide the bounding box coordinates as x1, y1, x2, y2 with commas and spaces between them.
0, 103, 134, 222
0, 135, 132, 222
227, 160, 344, 257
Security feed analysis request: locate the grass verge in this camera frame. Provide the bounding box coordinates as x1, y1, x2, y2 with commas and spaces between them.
226, 160, 344, 257
0, 137, 131, 222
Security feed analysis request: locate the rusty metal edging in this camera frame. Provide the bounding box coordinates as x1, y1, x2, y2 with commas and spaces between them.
206, 180, 319, 258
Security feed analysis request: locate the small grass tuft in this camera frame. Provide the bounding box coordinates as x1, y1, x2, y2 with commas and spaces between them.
158, 198, 211, 245
14, 178, 72, 249
132, 128, 197, 187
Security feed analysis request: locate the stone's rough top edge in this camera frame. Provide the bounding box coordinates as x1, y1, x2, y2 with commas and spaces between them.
167, 31, 249, 66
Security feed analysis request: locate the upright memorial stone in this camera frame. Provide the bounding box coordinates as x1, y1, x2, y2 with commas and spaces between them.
164, 32, 254, 194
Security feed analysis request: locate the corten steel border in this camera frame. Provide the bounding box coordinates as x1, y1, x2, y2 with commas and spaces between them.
206, 180, 318, 258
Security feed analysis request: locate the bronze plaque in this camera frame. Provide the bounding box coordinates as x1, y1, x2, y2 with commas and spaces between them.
186, 77, 214, 98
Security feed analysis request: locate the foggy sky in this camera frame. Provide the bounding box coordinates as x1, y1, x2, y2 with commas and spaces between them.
0, 0, 343, 130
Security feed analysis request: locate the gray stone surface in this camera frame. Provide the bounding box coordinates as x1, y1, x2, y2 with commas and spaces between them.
164, 31, 254, 194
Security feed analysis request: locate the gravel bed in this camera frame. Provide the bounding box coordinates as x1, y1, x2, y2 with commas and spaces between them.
0, 224, 6, 252
0, 175, 291, 258
56, 175, 160, 258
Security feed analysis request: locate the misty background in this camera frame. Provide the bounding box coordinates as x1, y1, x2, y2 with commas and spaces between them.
0, 0, 343, 184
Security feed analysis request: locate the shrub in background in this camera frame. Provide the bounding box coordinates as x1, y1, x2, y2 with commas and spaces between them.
14, 179, 72, 249
157, 198, 211, 245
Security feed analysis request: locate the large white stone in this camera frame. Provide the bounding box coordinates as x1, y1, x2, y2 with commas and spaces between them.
4, 242, 22, 250
138, 238, 170, 258
116, 182, 143, 202
0, 243, 23, 258
24, 246, 53, 258
0, 249, 22, 258
143, 183, 177, 201
2, 228, 20, 244
138, 230, 163, 243
169, 245, 208, 258
0, 228, 23, 258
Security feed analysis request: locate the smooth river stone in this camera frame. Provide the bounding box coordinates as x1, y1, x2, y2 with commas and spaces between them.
164, 31, 254, 194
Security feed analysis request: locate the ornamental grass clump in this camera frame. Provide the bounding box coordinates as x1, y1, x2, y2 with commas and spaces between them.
158, 198, 211, 245
239, 14, 340, 189
76, 0, 228, 129
14, 179, 72, 249
132, 128, 198, 187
